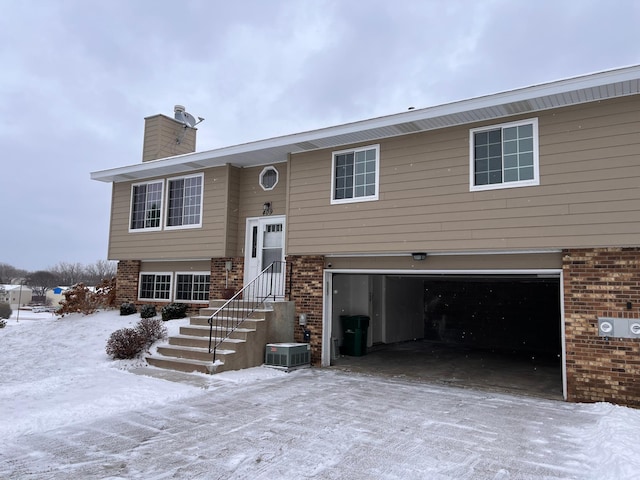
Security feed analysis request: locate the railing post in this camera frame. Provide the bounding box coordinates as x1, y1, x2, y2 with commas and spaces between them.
208, 260, 290, 365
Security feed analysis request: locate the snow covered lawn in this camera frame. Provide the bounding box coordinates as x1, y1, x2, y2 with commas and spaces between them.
0, 310, 639, 479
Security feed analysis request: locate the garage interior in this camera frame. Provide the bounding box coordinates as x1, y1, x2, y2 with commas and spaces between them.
330, 273, 563, 399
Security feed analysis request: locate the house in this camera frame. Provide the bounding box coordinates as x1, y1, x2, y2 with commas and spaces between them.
46, 286, 71, 308
91, 66, 640, 407
0, 284, 33, 310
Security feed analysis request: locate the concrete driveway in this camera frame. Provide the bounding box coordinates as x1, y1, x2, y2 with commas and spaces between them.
0, 367, 623, 479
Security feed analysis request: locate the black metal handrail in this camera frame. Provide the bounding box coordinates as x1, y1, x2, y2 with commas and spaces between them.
208, 261, 289, 363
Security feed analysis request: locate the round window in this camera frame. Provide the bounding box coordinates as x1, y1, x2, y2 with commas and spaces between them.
259, 166, 279, 191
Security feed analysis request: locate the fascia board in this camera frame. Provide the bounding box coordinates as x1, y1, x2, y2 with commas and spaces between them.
91, 64, 640, 183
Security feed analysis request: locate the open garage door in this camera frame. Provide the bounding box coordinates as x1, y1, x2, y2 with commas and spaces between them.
326, 272, 563, 399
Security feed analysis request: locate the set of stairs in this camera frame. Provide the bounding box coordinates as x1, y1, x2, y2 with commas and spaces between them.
146, 300, 271, 375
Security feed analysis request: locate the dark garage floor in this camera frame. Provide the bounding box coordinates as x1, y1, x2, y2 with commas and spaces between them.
330, 340, 564, 400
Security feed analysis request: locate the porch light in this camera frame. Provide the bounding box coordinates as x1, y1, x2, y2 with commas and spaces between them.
263, 202, 272, 216
412, 252, 427, 261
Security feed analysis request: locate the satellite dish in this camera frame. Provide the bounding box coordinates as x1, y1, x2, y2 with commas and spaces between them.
182, 111, 197, 127
174, 105, 204, 127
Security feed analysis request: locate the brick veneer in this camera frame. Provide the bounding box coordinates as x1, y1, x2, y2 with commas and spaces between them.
563, 248, 640, 407
115, 260, 141, 306
115, 259, 243, 317
287, 255, 325, 364
210, 257, 244, 299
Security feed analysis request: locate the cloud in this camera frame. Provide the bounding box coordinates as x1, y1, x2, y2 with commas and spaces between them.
0, 0, 639, 270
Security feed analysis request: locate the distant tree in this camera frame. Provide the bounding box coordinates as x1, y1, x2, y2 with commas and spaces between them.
27, 270, 61, 302
84, 260, 117, 285
50, 262, 84, 286
0, 263, 27, 284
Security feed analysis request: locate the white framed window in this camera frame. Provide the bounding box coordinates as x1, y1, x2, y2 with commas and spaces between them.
175, 272, 210, 302
259, 166, 279, 191
165, 173, 203, 229
130, 180, 164, 231
331, 144, 379, 204
139, 273, 172, 300
469, 118, 539, 191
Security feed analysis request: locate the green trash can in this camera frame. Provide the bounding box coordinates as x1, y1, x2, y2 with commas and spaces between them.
340, 315, 370, 356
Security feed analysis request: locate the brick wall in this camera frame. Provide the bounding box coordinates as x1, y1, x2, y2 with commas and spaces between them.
211, 258, 244, 298
116, 259, 238, 316
115, 260, 141, 306
563, 248, 640, 407
288, 255, 325, 364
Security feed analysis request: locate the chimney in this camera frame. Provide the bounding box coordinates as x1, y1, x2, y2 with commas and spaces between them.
141, 105, 198, 162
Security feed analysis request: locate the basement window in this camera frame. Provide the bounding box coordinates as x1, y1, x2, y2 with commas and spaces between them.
139, 273, 172, 300
175, 273, 210, 302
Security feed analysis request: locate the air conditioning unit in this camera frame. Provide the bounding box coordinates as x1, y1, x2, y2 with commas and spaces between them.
265, 343, 310, 368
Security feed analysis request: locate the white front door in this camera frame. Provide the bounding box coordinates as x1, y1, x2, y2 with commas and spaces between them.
244, 216, 286, 298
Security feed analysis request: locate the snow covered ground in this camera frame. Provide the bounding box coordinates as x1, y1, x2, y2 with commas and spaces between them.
1, 310, 639, 479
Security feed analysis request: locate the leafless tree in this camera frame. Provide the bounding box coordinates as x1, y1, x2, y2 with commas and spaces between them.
50, 262, 85, 286
84, 260, 117, 285
26, 270, 61, 302
0, 263, 27, 284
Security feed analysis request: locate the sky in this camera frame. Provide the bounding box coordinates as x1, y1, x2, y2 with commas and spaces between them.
2, 309, 640, 478
1, 0, 640, 272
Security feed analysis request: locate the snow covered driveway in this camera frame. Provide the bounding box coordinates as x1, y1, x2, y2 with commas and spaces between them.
1, 368, 636, 479
1, 311, 638, 479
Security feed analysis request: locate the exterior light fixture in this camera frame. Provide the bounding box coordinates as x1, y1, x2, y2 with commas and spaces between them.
263, 202, 272, 216
412, 252, 427, 261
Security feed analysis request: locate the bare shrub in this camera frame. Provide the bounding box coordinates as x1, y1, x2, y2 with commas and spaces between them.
136, 318, 167, 346
105, 328, 146, 359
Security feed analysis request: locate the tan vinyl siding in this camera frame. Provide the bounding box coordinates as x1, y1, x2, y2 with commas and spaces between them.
108, 166, 229, 260
287, 96, 640, 255
327, 252, 563, 270
140, 260, 211, 272
234, 163, 288, 256
225, 166, 241, 256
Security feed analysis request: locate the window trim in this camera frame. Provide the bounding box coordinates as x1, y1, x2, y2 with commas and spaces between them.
138, 272, 173, 301
469, 118, 539, 192
174, 271, 211, 303
164, 173, 204, 230
259, 166, 279, 191
128, 180, 164, 232
330, 144, 380, 205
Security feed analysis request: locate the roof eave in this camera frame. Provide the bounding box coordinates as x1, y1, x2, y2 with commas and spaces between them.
91, 64, 640, 183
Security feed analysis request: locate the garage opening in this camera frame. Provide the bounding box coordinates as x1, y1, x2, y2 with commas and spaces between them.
329, 273, 563, 399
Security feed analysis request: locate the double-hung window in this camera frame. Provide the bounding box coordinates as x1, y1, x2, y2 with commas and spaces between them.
470, 118, 539, 191
175, 273, 210, 302
331, 144, 379, 204
166, 174, 203, 228
139, 273, 172, 300
130, 181, 163, 231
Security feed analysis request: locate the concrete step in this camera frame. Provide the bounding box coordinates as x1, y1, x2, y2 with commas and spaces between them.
180, 324, 255, 340
145, 298, 276, 375
190, 315, 266, 327
146, 355, 217, 374
169, 334, 244, 349
200, 306, 271, 316
156, 344, 234, 362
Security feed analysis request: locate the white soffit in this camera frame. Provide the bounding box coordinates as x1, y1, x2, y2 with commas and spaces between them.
91, 65, 640, 183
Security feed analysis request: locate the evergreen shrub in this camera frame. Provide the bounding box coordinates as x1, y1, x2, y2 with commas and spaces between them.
120, 302, 137, 316
161, 302, 188, 321
140, 304, 157, 319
